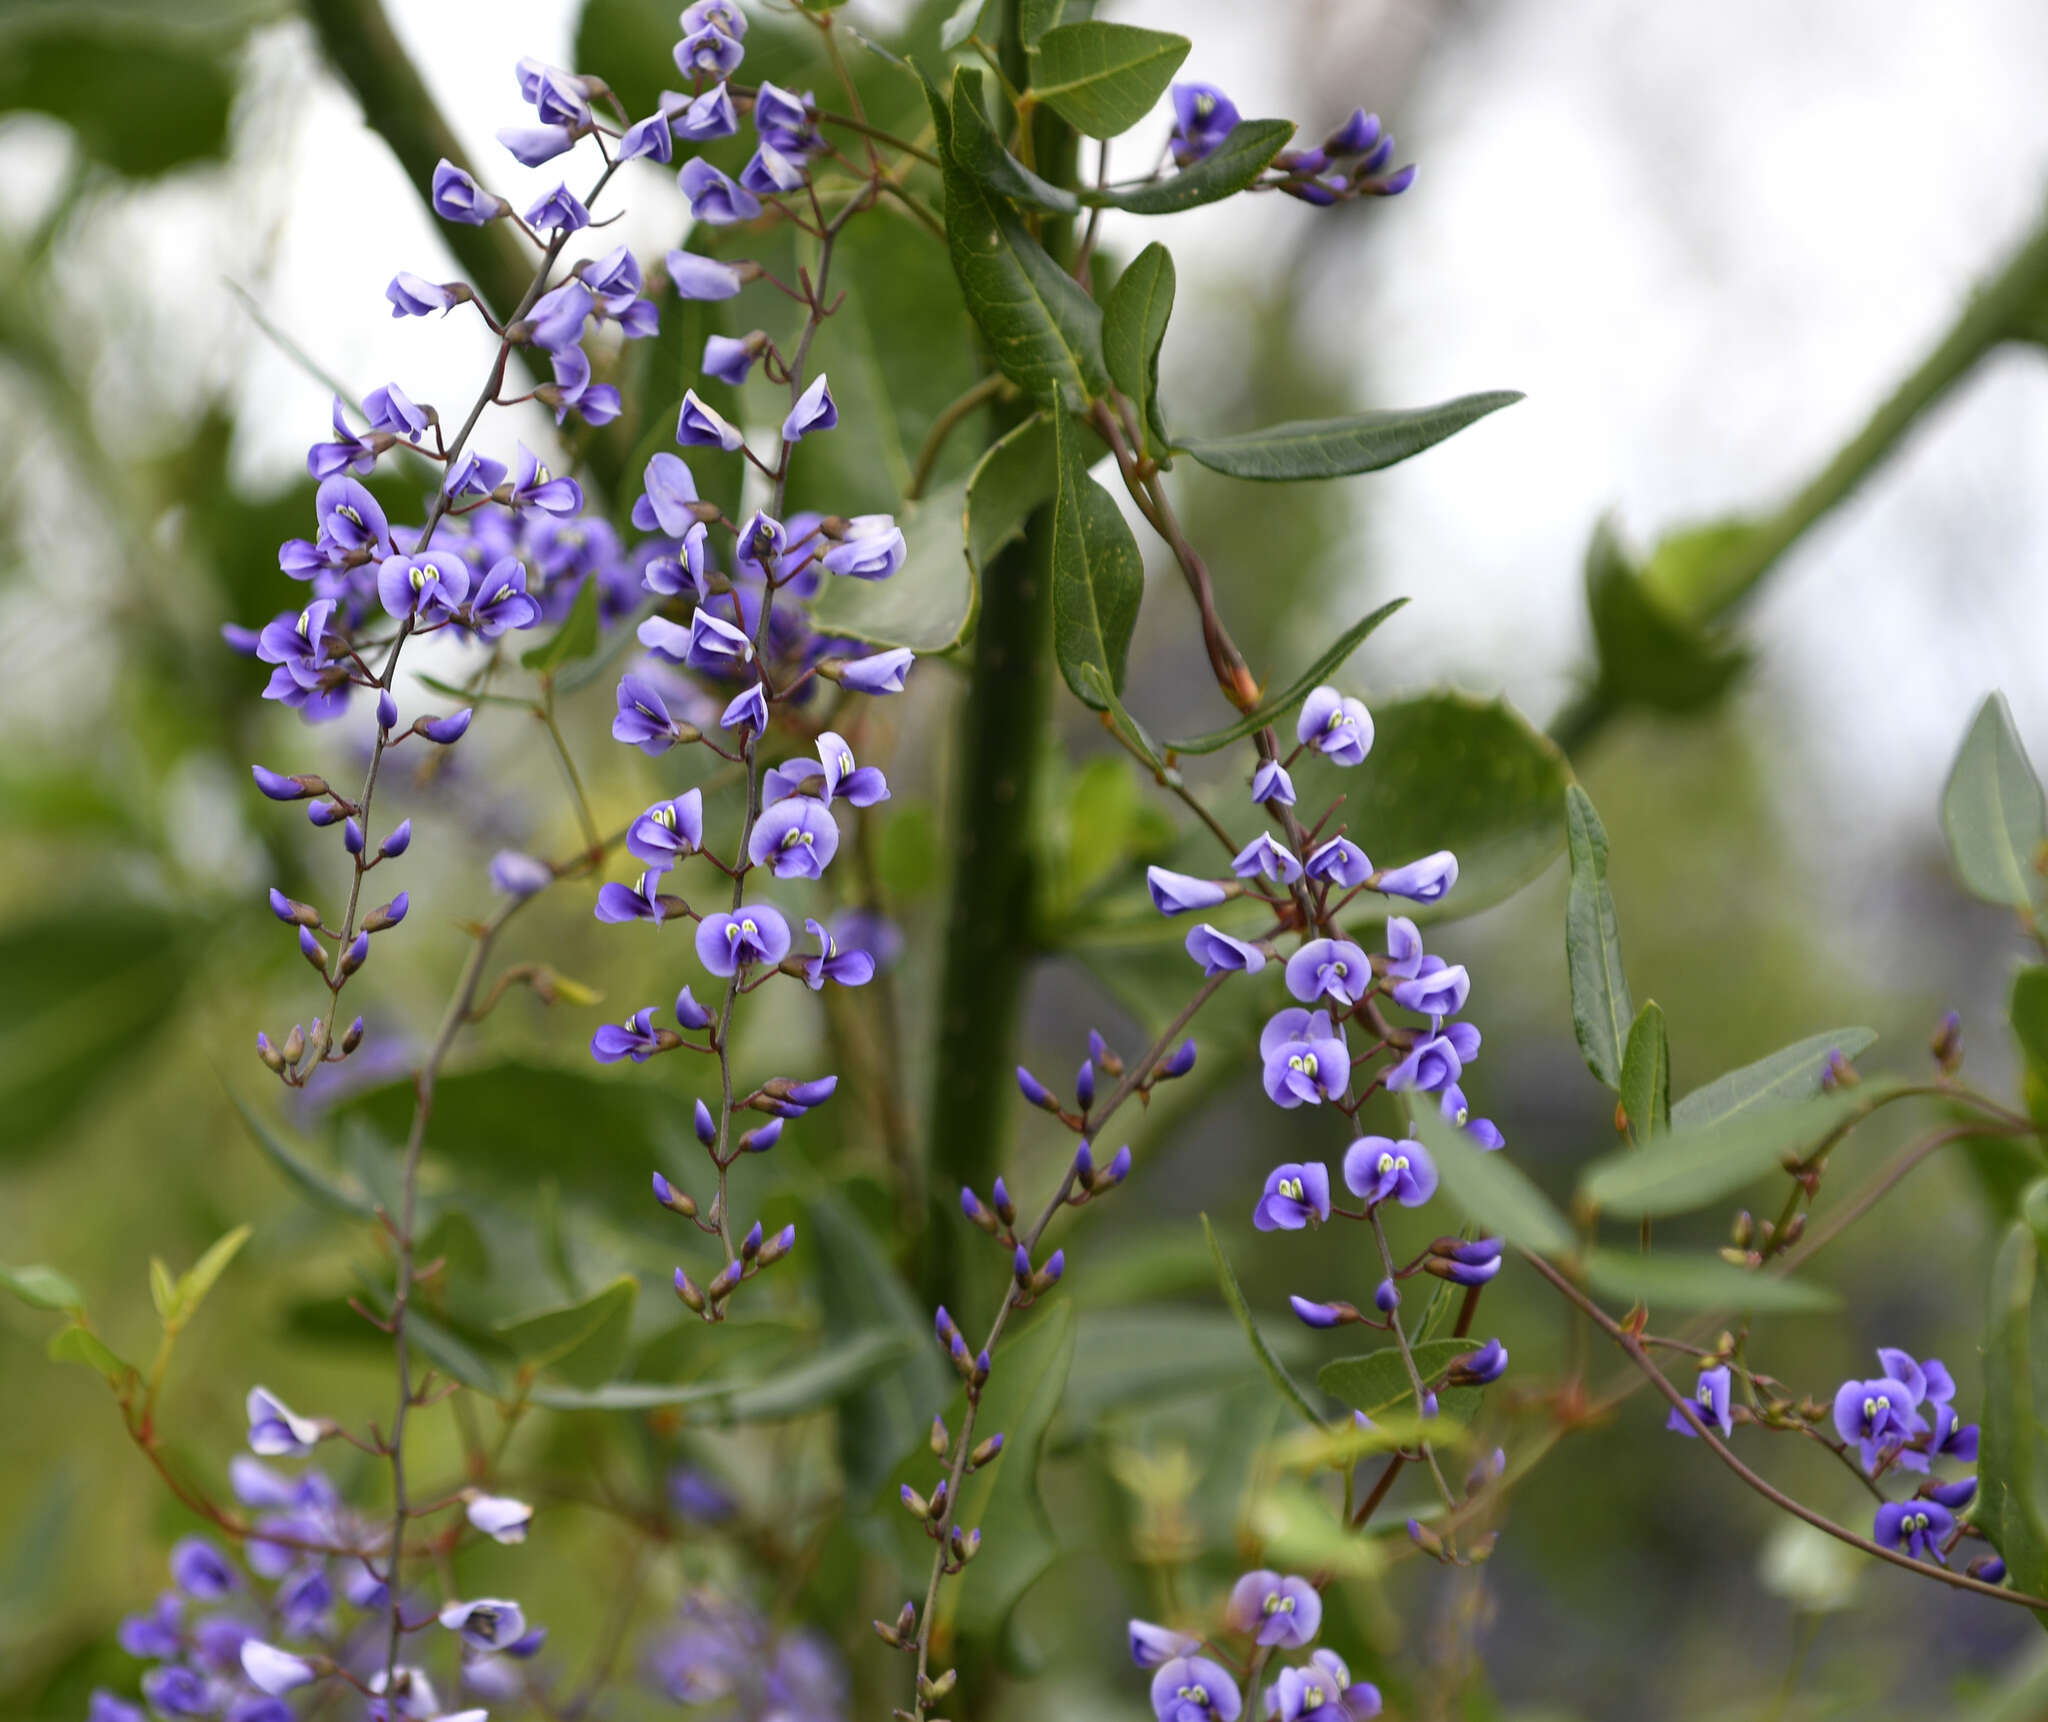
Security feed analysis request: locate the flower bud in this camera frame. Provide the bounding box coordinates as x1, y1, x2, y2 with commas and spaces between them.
1731, 1210, 1755, 1248
415, 709, 473, 745
992, 1178, 1016, 1226
253, 765, 329, 802
342, 1016, 365, 1054
739, 1119, 782, 1154
971, 1349, 991, 1387
949, 1526, 978, 1564
298, 926, 327, 971
1013, 1244, 1032, 1288
673, 1268, 705, 1312
922, 1667, 959, 1700
1088, 1028, 1124, 1078
1015, 1065, 1057, 1110
653, 1172, 698, 1217
1374, 1278, 1400, 1311
269, 888, 319, 927
873, 1618, 903, 1649
308, 800, 343, 827
379, 819, 412, 859
757, 1224, 795, 1266
1156, 1039, 1197, 1080
377, 690, 399, 732
280, 1023, 305, 1068
344, 817, 365, 855
930, 1415, 949, 1455
1932, 1009, 1963, 1073
340, 931, 370, 976
740, 1222, 765, 1262
364, 893, 408, 932
899, 1484, 928, 1519
1075, 1058, 1096, 1110
969, 1432, 1004, 1469
961, 1186, 998, 1233
256, 1031, 285, 1073
927, 1478, 949, 1521
695, 1099, 716, 1147
706, 1260, 742, 1300
1288, 1297, 1360, 1329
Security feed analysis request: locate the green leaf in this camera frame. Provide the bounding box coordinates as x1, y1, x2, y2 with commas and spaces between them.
1166, 598, 1407, 755
964, 411, 1108, 583
494, 1275, 637, 1387
922, 64, 1107, 408
1565, 784, 1633, 1091
2017, 969, 2048, 1102
1063, 1307, 1311, 1427
1585, 518, 1746, 714
166, 1224, 252, 1331
408, 1310, 512, 1395
1581, 1249, 1839, 1315
1317, 1339, 1473, 1418
1979, 1219, 2048, 1606
940, 0, 990, 50
1670, 1028, 1878, 1131
1579, 1085, 1891, 1220
0, 1263, 84, 1314
1102, 243, 1175, 461
1413, 1108, 1575, 1257
520, 573, 600, 673
529, 1329, 909, 1417
0, 15, 234, 179
1082, 119, 1295, 215
944, 68, 1078, 212
811, 472, 975, 650
48, 1323, 133, 1385
148, 1259, 177, 1322
230, 1090, 374, 1217
1019, 0, 1092, 44
1618, 1002, 1670, 1145
1177, 390, 1521, 482
1050, 407, 1144, 709
1027, 22, 1189, 137
1943, 692, 2047, 911
1201, 1214, 1323, 1427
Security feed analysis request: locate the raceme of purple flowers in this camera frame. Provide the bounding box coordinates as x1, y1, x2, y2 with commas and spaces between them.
1129, 1570, 1381, 1721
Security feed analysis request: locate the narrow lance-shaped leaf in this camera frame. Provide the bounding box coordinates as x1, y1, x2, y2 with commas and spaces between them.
1, 1263, 84, 1313
1942, 692, 2047, 911
1670, 1028, 1877, 1131
1027, 22, 1190, 138
1565, 785, 1633, 1091
1202, 1214, 1323, 1427
1102, 242, 1175, 461
942, 63, 1077, 213
494, 1275, 638, 1387
1176, 391, 1522, 482
1049, 407, 1144, 709
1082, 119, 1295, 217
1977, 1217, 2048, 1601
1618, 1002, 1670, 1146
1581, 1248, 1839, 1315
1412, 1108, 1574, 1257
1167, 598, 1408, 756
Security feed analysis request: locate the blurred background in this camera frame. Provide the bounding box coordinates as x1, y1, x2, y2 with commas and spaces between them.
5, 1, 2048, 1718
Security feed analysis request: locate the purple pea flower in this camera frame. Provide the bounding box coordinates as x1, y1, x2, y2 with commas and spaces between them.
446, 450, 507, 499
837, 648, 914, 694
628, 790, 704, 869
1304, 837, 1372, 887
498, 124, 577, 167
468, 557, 543, 637
1260, 1009, 1348, 1108
1151, 1656, 1241, 1722
439, 1599, 526, 1652
1833, 1376, 1927, 1473
465, 1493, 533, 1544
721, 682, 768, 735
782, 374, 837, 444
546, 345, 620, 426
255, 599, 338, 696
1297, 686, 1373, 764
119, 1594, 184, 1658
523, 183, 589, 232
140, 1668, 212, 1718
1931, 1402, 1980, 1464
1129, 1621, 1201, 1669
742, 142, 807, 196
376, 550, 470, 624
1384, 1031, 1466, 1096
418, 707, 472, 748
1382, 916, 1425, 979
246, 1386, 324, 1456
1341, 1135, 1436, 1208
170, 1538, 236, 1600
595, 871, 668, 926
491, 850, 552, 897
306, 395, 375, 480
679, 157, 760, 225
676, 22, 745, 78
703, 334, 759, 386
1147, 866, 1229, 916
1251, 759, 1296, 806
667, 81, 740, 142
696, 904, 792, 976
526, 279, 593, 352
666, 249, 746, 300
1269, 1650, 1380, 1722
1233, 831, 1302, 884
753, 81, 816, 155
578, 245, 644, 317
363, 382, 428, 442
619, 111, 673, 162
821, 515, 907, 580
763, 730, 889, 806
801, 918, 874, 990
1448, 1338, 1509, 1386
1185, 922, 1265, 976
314, 473, 392, 557
1392, 961, 1469, 1019
734, 509, 786, 577
240, 1641, 317, 1698
677, 388, 745, 451
1328, 109, 1382, 156
386, 272, 459, 317
510, 445, 582, 514
748, 796, 841, 880
633, 451, 701, 535
1169, 83, 1240, 166
1373, 851, 1460, 904
1284, 938, 1370, 1005
613, 674, 681, 754
431, 160, 507, 224
674, 986, 714, 1031
1875, 1500, 1953, 1564
641, 608, 753, 673
1288, 1297, 1357, 1329
1667, 1364, 1733, 1439
1224, 1570, 1321, 1648
90, 1694, 144, 1722
1254, 1162, 1331, 1231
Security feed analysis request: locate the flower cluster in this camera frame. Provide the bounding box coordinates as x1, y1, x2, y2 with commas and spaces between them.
1167, 84, 1416, 204
646, 1591, 846, 1722
1129, 1569, 1381, 1721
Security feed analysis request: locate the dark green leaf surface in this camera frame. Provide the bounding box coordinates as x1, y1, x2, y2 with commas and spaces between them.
1177, 390, 1521, 481
494, 1275, 637, 1388
1585, 518, 1746, 714
1415, 1109, 1574, 1257
945, 71, 1078, 212
530, 1330, 909, 1416
232, 1091, 375, 1217
1102, 243, 1175, 460
1083, 119, 1294, 215
1202, 1215, 1324, 1427
1317, 1339, 1473, 1418
1978, 1220, 2048, 1608
1670, 1028, 1877, 1131
1167, 598, 1406, 755
1027, 22, 1189, 137
1582, 1249, 1839, 1314
1619, 1002, 1670, 1145
1019, 0, 1093, 45
1943, 692, 2047, 910
1565, 785, 1633, 1091
1049, 408, 1144, 708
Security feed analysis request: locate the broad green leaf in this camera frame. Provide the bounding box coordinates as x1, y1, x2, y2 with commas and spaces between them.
1063, 1307, 1310, 1427
231, 1091, 374, 1217
0, 15, 234, 178
520, 573, 600, 673
944, 69, 1078, 212
922, 65, 1107, 408
48, 1323, 133, 1385
1943, 693, 2047, 910
1979, 1219, 2048, 1607
1082, 119, 1295, 216
1565, 785, 1633, 1091
1586, 519, 1746, 714
811, 472, 975, 650
167, 1224, 252, 1331
1618, 1002, 1670, 1145
1579, 1084, 1893, 1220
0, 1264, 84, 1314
1177, 391, 1521, 482
1327, 693, 1569, 926
1166, 598, 1407, 755
529, 1330, 909, 1417
1027, 22, 1188, 137
965, 411, 1108, 580
1202, 1215, 1323, 1427
1317, 1339, 1473, 1418
407, 1309, 513, 1395
1049, 407, 1144, 709
1670, 1028, 1878, 1131
1414, 1109, 1574, 1257
494, 1275, 637, 1387
1246, 1479, 1386, 1578
1581, 1249, 1839, 1315
1019, 0, 1092, 44
1102, 243, 1175, 460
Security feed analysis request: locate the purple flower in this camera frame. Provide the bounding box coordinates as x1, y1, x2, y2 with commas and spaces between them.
1169, 83, 1241, 166
633, 451, 701, 536
431, 160, 506, 224
376, 550, 470, 624
578, 245, 644, 316
703, 334, 759, 386
469, 557, 543, 637
1931, 1402, 1980, 1465
641, 608, 753, 673
1254, 1162, 1330, 1231
619, 111, 673, 162
1288, 1297, 1357, 1329
801, 918, 874, 990
498, 124, 577, 167
595, 871, 668, 926
363, 382, 429, 442
696, 904, 792, 976
240, 1642, 315, 1697
1260, 1009, 1348, 1108
438, 1598, 526, 1652
1129, 1621, 1202, 1669
677, 388, 745, 451
753, 81, 816, 155
465, 1493, 532, 1544
1667, 1364, 1733, 1439
491, 850, 552, 897
1341, 1135, 1436, 1207
676, 22, 745, 78
1233, 831, 1302, 884
119, 1594, 184, 1658
628, 790, 704, 869
1284, 938, 1370, 1005
1391, 961, 1469, 1019
510, 444, 582, 515
1304, 837, 1372, 887
1251, 759, 1296, 806
667, 82, 740, 142
1225, 1570, 1321, 1647
170, 1538, 236, 1600
315, 475, 392, 557
742, 142, 807, 196
1875, 1500, 1953, 1564
545, 344, 620, 426
749, 797, 841, 880
782, 374, 837, 444
1833, 1376, 1927, 1473
1297, 687, 1373, 764
446, 450, 507, 499
139, 1668, 211, 1717
1147, 866, 1228, 916
1268, 1651, 1380, 1722
674, 986, 714, 1031
1185, 922, 1265, 976
666, 249, 746, 300
255, 599, 338, 697
245, 1386, 323, 1457
679, 157, 760, 226
523, 183, 589, 232
821, 516, 906, 580
92, 1692, 146, 1722
386, 272, 458, 317
306, 395, 375, 480
1373, 851, 1459, 904
1151, 1656, 1241, 1722
1448, 1338, 1509, 1386
613, 674, 681, 754
1382, 917, 1424, 979
763, 731, 889, 807
1384, 1031, 1467, 1095
526, 280, 593, 353
837, 648, 915, 695
1327, 109, 1382, 156
721, 682, 769, 735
